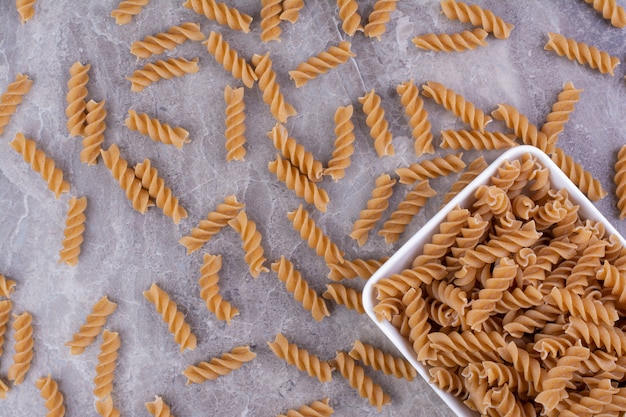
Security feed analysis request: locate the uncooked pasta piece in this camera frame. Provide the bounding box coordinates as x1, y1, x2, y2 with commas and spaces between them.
551, 147, 607, 201
412, 28, 488, 52
287, 204, 344, 265
0, 378, 8, 399
0, 275, 16, 298
336, 0, 363, 35
82, 100, 106, 165
396, 80, 433, 156
100, 144, 153, 214
540, 82, 583, 152
421, 81, 491, 132
0, 300, 12, 357
35, 375, 65, 417
198, 254, 239, 324
547, 287, 618, 325
440, 130, 516, 151
271, 257, 330, 321
268, 333, 333, 382
93, 330, 120, 399
583, 0, 626, 28
143, 283, 197, 352
325, 104, 356, 181
396, 153, 466, 184
58, 196, 87, 267
204, 31, 257, 88
183, 345, 256, 384
323, 283, 364, 314
183, 0, 253, 33
615, 145, 626, 219
65, 63, 89, 137
280, 0, 304, 23
429, 367, 464, 396
440, 0, 514, 39
268, 154, 330, 212
350, 173, 396, 246
66, 296, 117, 355
10, 133, 70, 199
544, 32, 620, 76
95, 396, 120, 417
223, 85, 247, 161
288, 41, 355, 87
331, 351, 391, 410
228, 211, 269, 278
111, 0, 149, 24
126, 110, 190, 149
130, 22, 205, 59
7, 311, 33, 385
0, 73, 33, 135
326, 257, 386, 281
251, 53, 297, 124
348, 340, 416, 380
260, 0, 282, 42
491, 103, 548, 152
363, 0, 398, 40
16, 0, 36, 24
134, 159, 188, 225
359, 89, 394, 157
178, 194, 244, 254
268, 123, 322, 182
126, 57, 199, 92
277, 398, 333, 417
145, 396, 173, 417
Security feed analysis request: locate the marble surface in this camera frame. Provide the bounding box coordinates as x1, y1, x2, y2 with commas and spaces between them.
0, 1, 625, 416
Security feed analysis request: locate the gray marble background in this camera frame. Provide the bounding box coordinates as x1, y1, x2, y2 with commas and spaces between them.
0, 1, 625, 416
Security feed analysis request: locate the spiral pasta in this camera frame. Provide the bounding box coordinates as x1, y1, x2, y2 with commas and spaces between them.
540, 82, 583, 152
7, 311, 33, 385
325, 104, 355, 181
491, 103, 549, 152
183, 345, 256, 384
350, 173, 396, 246
349, 340, 416, 381
65, 63, 89, 137
0, 275, 16, 298
145, 396, 173, 417
547, 287, 618, 325
287, 204, 344, 265
280, 0, 304, 23
442, 156, 487, 204
178, 194, 244, 254
268, 124, 322, 182
16, 0, 36, 25
288, 41, 355, 87
252, 54, 296, 124
323, 283, 364, 314
95, 396, 120, 417
10, 133, 70, 199
0, 378, 9, 400
110, 0, 149, 25
358, 89, 394, 157
93, 330, 120, 399
58, 196, 87, 267
336, 0, 363, 36
206, 34, 257, 90
0, 73, 32, 136
100, 144, 153, 214
412, 28, 488, 52
396, 153, 466, 184
143, 283, 197, 352
583, 0, 626, 28
421, 81, 491, 132
35, 375, 65, 417
222, 85, 247, 161
125, 110, 190, 149
130, 22, 205, 59
183, 0, 252, 33
81, 100, 106, 165
199, 254, 239, 324
0, 300, 12, 357
396, 80, 433, 156
544, 32, 620, 76
363, 0, 398, 40
429, 367, 464, 396
268, 333, 333, 382
268, 154, 330, 212
440, 130, 516, 151
551, 147, 607, 201
228, 211, 269, 278
260, 0, 282, 42
277, 398, 333, 417
332, 351, 391, 410
615, 145, 626, 219
327, 257, 385, 281
65, 296, 117, 355
126, 57, 199, 92
134, 159, 188, 225
271, 257, 330, 321
440, 0, 514, 39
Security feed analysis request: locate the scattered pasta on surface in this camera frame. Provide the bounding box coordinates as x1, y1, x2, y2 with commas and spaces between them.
350, 173, 396, 246
287, 204, 344, 265
35, 374, 65, 417
0, 73, 33, 136
412, 28, 488, 52
268, 123, 323, 182
363, 0, 398, 40
125, 110, 190, 149
183, 0, 253, 33
491, 103, 549, 152
268, 333, 333, 382
551, 147, 608, 201
336, 0, 363, 35
540, 82, 583, 153
223, 85, 247, 161
280, 0, 304, 23
325, 104, 356, 181
268, 154, 330, 212
0, 275, 16, 298
440, 0, 514, 39
615, 145, 626, 219
130, 22, 205, 60
93, 330, 120, 399
359, 89, 395, 157
277, 397, 333, 417
331, 351, 391, 411
182, 345, 256, 384
111, 0, 150, 25
421, 81, 491, 132
198, 254, 239, 324
0, 300, 13, 357
440, 130, 516, 151
348, 340, 416, 380
66, 295, 117, 355
82, 100, 106, 165
396, 153, 466, 185
260, 0, 282, 42
544, 32, 620, 76
323, 283, 364, 314
396, 80, 433, 156
7, 311, 33, 385
16, 0, 36, 24
95, 396, 120, 417
59, 196, 87, 267
582, 0, 626, 28
126, 57, 199, 92
135, 159, 188, 224
326, 257, 386, 281
65, 63, 89, 137
252, 53, 297, 124
204, 31, 257, 88
228, 211, 269, 278
288, 41, 355, 87
145, 396, 174, 417
442, 156, 487, 204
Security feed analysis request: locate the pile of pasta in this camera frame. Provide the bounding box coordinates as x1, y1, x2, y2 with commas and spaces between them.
373, 152, 626, 416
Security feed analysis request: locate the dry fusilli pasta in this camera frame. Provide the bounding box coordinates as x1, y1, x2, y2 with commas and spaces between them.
268, 333, 333, 382
440, 130, 516, 151
442, 156, 487, 204
412, 28, 488, 52
288, 41, 355, 87
396, 80, 433, 156
130, 22, 205, 59
551, 147, 608, 201
350, 173, 396, 246
145, 396, 173, 417
268, 123, 322, 182
260, 0, 282, 42
363, 0, 398, 40
540, 82, 583, 152
65, 63, 89, 137
326, 257, 386, 281
583, 0, 626, 28
110, 0, 149, 25
331, 351, 391, 410
277, 398, 333, 417
95, 396, 120, 417
280, 0, 304, 23
183, 345, 256, 384
396, 153, 466, 184
228, 211, 269, 278
223, 85, 247, 161
0, 275, 16, 298
268, 154, 330, 212
125, 110, 190, 149
65, 295, 117, 355
0, 73, 33, 135
615, 145, 626, 219
16, 0, 36, 24
336, 0, 363, 36
323, 283, 364, 314
440, 0, 514, 39
0, 300, 12, 357
183, 0, 253, 33
544, 32, 620, 76
252, 53, 297, 124
491, 103, 549, 152
93, 330, 120, 399
198, 254, 239, 324
204, 31, 257, 88
58, 196, 87, 267
421, 81, 491, 132
287, 204, 344, 265
358, 89, 394, 157
7, 311, 33, 385
348, 340, 416, 380
134, 159, 188, 225
324, 104, 355, 181
82, 100, 106, 165
126, 57, 199, 92
35, 374, 65, 417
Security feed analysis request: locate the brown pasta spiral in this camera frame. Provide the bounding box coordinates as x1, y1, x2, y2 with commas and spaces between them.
65, 296, 117, 355
288, 41, 355, 87
95, 396, 120, 417
93, 330, 120, 399
126, 57, 199, 92
491, 103, 549, 152
110, 0, 149, 25
223, 85, 247, 161
331, 351, 391, 410
544, 32, 620, 76
145, 396, 172, 417
134, 159, 188, 225
396, 80, 433, 156
287, 204, 344, 265
252, 53, 297, 124
280, 0, 304, 23
130, 22, 205, 59
547, 287, 618, 325
615, 145, 626, 219
421, 81, 491, 132
552, 147, 607, 202
277, 398, 333, 417
442, 156, 487, 204
597, 260, 626, 305
429, 367, 464, 396
0, 275, 16, 298
59, 196, 87, 267
268, 333, 333, 382
326, 257, 385, 281
440, 130, 516, 151
0, 73, 33, 135
228, 211, 269, 278
125, 110, 190, 149
182, 345, 256, 384
358, 89, 394, 157
412, 28, 488, 52
584, 0, 626, 28
440, 0, 514, 39
402, 288, 434, 361
81, 100, 106, 165
7, 311, 33, 385
349, 340, 416, 380
336, 0, 363, 35
540, 82, 583, 152
350, 173, 396, 246
363, 0, 398, 40
16, 0, 36, 24
323, 283, 364, 314
204, 31, 257, 88
325, 104, 356, 181
65, 63, 89, 137
0, 300, 12, 357
268, 124, 322, 182
183, 0, 253, 33
268, 154, 330, 212
35, 374, 65, 417
260, 0, 282, 42
396, 152, 466, 184
198, 254, 239, 324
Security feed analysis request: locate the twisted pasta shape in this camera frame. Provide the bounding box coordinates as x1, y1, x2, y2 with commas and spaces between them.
0, 73, 32, 135
199, 254, 239, 324
473, 185, 511, 218
143, 283, 197, 352
0, 378, 8, 399
402, 288, 434, 361
110, 0, 149, 25
81, 100, 106, 165
332, 351, 391, 410
268, 124, 322, 182
363, 0, 398, 40
372, 296, 404, 321
183, 345, 256, 384
396, 80, 433, 156
540, 82, 583, 152
145, 396, 172, 417
287, 204, 344, 265
336, 0, 363, 35
268, 333, 333, 382
260, 0, 282, 42
228, 211, 269, 278
491, 103, 548, 152
126, 57, 199, 92
495, 285, 543, 314
327, 257, 385, 281
429, 367, 464, 396
35, 375, 65, 417
532, 200, 568, 231
422, 81, 491, 131
350, 173, 396, 246
440, 0, 514, 39
0, 300, 12, 357
130, 22, 205, 59
325, 104, 355, 181
396, 153, 466, 184
429, 280, 468, 317
268, 155, 330, 212
584, 0, 626, 28
134, 159, 188, 225
65, 63, 89, 137
277, 398, 333, 417
183, 0, 252, 33
288, 41, 355, 87
552, 147, 607, 201
204, 31, 257, 88
349, 340, 416, 380
544, 32, 620, 76
378, 180, 436, 244
59, 196, 87, 267
280, 0, 304, 23
323, 283, 364, 314
223, 85, 246, 161
0, 275, 16, 298
100, 144, 153, 214
597, 260, 626, 305
93, 330, 120, 399
252, 54, 296, 124
485, 385, 525, 417
95, 396, 120, 417
125, 110, 190, 149
440, 130, 516, 151
497, 342, 545, 393
566, 316, 626, 355
10, 133, 70, 199
65, 296, 117, 355
358, 89, 394, 157
271, 257, 330, 321
615, 145, 626, 219
178, 194, 243, 254
412, 28, 488, 52
16, 1, 36, 24
7, 311, 33, 385
547, 287, 618, 325
442, 156, 487, 204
